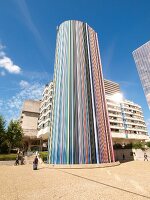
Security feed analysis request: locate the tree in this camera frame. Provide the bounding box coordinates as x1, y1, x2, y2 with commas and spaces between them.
146, 142, 150, 148
132, 142, 145, 150
0, 115, 6, 153
7, 120, 23, 153
113, 143, 122, 149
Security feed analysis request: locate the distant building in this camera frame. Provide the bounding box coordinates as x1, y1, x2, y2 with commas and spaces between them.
104, 79, 121, 95
20, 100, 41, 151
133, 41, 150, 109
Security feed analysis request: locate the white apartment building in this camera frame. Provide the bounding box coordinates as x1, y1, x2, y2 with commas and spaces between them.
106, 95, 149, 144
104, 79, 149, 144
37, 82, 53, 141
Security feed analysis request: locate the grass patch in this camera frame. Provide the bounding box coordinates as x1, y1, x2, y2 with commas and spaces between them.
0, 154, 16, 161
39, 151, 48, 162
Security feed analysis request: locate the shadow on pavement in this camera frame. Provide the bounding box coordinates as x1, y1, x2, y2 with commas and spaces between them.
55, 168, 150, 199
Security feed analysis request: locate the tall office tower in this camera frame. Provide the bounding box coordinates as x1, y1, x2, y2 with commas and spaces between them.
50, 20, 114, 164
133, 41, 150, 109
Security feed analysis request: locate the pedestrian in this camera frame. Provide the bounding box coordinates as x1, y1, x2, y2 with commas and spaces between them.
15, 154, 19, 165
21, 156, 24, 165
144, 153, 148, 161
19, 151, 24, 165
33, 156, 38, 170
123, 153, 125, 160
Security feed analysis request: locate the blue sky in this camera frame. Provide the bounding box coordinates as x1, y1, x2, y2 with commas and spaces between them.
0, 0, 150, 132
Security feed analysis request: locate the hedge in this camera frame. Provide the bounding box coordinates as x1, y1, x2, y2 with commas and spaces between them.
39, 151, 48, 162
0, 154, 16, 161
146, 142, 150, 148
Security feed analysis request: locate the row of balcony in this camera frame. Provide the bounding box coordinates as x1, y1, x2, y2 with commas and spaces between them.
40, 96, 53, 109
111, 132, 149, 140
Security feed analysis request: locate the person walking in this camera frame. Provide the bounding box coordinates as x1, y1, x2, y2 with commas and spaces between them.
33, 156, 38, 170
144, 153, 148, 161
19, 151, 23, 165
21, 155, 24, 165
123, 153, 125, 160
15, 154, 19, 165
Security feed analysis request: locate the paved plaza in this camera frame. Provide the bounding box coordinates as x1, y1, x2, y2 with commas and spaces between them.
0, 161, 150, 200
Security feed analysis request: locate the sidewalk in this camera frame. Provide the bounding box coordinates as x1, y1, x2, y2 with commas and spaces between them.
0, 161, 150, 200
0, 161, 15, 165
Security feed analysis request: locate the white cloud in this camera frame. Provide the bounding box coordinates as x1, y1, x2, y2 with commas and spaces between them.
0, 51, 5, 57
0, 56, 21, 74
1, 82, 44, 123
118, 81, 138, 87
14, 0, 50, 62
0, 43, 22, 74
0, 71, 5, 76
19, 80, 30, 88
22, 71, 51, 81
0, 44, 5, 50
8, 82, 44, 110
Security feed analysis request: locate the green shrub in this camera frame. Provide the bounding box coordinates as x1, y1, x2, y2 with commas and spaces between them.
124, 143, 132, 149
0, 154, 16, 161
0, 141, 9, 153
132, 142, 144, 149
113, 143, 134, 149
146, 142, 150, 148
39, 151, 48, 162
113, 143, 122, 149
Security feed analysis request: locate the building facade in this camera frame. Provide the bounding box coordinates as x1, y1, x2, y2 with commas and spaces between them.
104, 79, 121, 95
50, 20, 114, 164
133, 41, 150, 109
103, 79, 149, 144
20, 100, 41, 151
106, 95, 149, 145
37, 82, 53, 149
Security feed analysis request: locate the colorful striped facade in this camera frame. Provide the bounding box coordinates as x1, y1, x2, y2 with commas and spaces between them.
49, 20, 114, 164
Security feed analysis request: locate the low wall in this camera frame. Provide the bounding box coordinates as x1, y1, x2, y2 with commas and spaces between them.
114, 148, 150, 161
114, 149, 134, 161
132, 149, 150, 161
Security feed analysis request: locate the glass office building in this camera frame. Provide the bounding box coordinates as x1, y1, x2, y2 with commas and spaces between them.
49, 20, 114, 164
133, 41, 150, 109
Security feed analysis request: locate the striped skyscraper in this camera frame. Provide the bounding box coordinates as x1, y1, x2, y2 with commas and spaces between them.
49, 20, 114, 164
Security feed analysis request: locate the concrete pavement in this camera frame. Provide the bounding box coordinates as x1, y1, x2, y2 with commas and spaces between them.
0, 161, 150, 200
